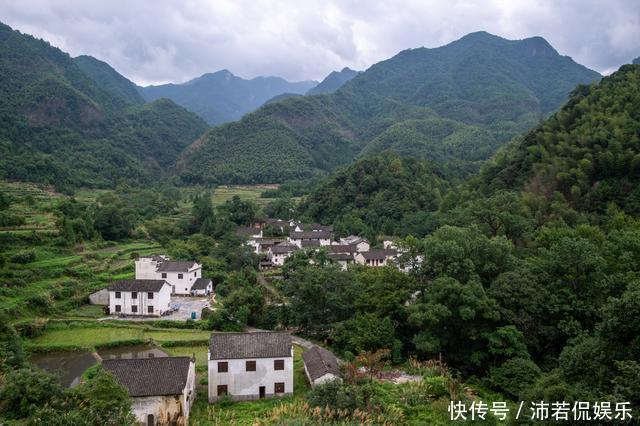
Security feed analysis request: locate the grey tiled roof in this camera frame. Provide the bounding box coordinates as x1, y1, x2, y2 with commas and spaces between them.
360, 249, 397, 260
209, 332, 292, 360
328, 253, 354, 261
192, 278, 212, 290
290, 231, 332, 239
156, 261, 198, 272
108, 280, 169, 292
301, 240, 321, 248
302, 346, 341, 381
329, 245, 357, 254
102, 357, 192, 397
271, 242, 299, 254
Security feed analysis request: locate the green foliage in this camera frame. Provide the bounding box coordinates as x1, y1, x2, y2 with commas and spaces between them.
489, 357, 542, 398
0, 368, 63, 419
10, 250, 36, 264
180, 32, 599, 184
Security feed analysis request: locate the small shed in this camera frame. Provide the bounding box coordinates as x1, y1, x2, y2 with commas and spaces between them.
302, 346, 342, 387
191, 278, 213, 296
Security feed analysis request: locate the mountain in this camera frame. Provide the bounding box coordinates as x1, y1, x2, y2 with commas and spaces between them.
177, 32, 601, 185
0, 22, 208, 190
74, 55, 145, 105
306, 67, 360, 95
138, 70, 317, 125
480, 64, 640, 215
633, 56, 640, 64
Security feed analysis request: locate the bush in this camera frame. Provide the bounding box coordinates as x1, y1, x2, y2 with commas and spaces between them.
489, 357, 541, 398
25, 294, 54, 313
10, 250, 36, 264
307, 380, 361, 411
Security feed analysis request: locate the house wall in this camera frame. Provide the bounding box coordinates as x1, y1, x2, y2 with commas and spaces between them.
208, 351, 294, 402
289, 238, 330, 248
89, 289, 109, 305
160, 267, 201, 295
109, 284, 171, 316
193, 283, 213, 296
270, 252, 292, 266
356, 241, 370, 252
131, 395, 184, 426
135, 258, 161, 279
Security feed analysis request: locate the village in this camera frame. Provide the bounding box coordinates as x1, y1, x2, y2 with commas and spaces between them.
81, 219, 403, 424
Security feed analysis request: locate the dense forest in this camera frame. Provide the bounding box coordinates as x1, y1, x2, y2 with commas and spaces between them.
0, 22, 209, 191
177, 32, 600, 185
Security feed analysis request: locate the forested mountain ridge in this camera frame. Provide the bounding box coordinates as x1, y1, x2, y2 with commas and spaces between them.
0, 22, 208, 190
178, 32, 601, 185
306, 67, 360, 95
479, 64, 640, 216
74, 55, 145, 105
138, 70, 317, 125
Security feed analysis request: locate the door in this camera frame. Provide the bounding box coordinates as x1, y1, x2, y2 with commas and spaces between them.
259, 386, 266, 399
147, 414, 154, 426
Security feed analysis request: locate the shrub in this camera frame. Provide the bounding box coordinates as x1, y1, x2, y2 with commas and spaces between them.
25, 294, 53, 313
10, 250, 36, 264
489, 357, 541, 398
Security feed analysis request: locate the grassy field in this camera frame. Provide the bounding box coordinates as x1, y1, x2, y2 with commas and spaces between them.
210, 185, 278, 207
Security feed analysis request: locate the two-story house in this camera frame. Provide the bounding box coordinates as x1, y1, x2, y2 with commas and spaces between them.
135, 256, 204, 296
208, 332, 294, 402
268, 242, 299, 266
108, 280, 171, 316
288, 231, 332, 248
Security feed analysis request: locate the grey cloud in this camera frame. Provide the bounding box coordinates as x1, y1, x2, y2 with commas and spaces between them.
1, 0, 638, 85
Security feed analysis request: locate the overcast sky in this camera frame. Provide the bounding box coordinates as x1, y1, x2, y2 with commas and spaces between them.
1, 0, 638, 86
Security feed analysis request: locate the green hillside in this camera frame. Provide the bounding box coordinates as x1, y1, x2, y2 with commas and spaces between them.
480, 64, 640, 215
0, 22, 208, 190
306, 67, 360, 95
74, 55, 145, 105
179, 32, 600, 185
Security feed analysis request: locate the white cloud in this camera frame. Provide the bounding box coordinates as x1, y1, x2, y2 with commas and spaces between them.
1, 0, 638, 85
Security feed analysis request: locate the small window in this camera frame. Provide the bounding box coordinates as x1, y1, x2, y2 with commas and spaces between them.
132, 292, 138, 299
115, 292, 121, 299
147, 292, 154, 299
194, 272, 197, 276
115, 305, 121, 312
274, 382, 285, 393
178, 273, 184, 279
274, 359, 284, 370
132, 306, 138, 313
246, 360, 256, 371
217, 385, 228, 396
161, 273, 167, 278
147, 306, 154, 313
218, 362, 228, 373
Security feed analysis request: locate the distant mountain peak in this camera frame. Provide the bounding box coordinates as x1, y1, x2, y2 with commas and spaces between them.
633, 56, 640, 65
306, 67, 360, 95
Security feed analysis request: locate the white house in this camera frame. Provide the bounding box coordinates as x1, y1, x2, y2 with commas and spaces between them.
191, 278, 214, 296
289, 231, 332, 248
102, 356, 196, 425
208, 332, 294, 402
135, 256, 204, 296
268, 242, 299, 266
108, 280, 171, 317
302, 346, 342, 387
355, 249, 397, 267
339, 235, 370, 252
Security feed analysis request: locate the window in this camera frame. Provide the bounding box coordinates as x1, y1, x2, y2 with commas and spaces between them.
161, 273, 167, 278
147, 292, 154, 299
148, 306, 154, 313
218, 362, 228, 373
178, 273, 184, 279
132, 292, 137, 299
115, 305, 121, 312
194, 272, 197, 277
115, 292, 121, 299
274, 360, 284, 370
246, 360, 256, 371
274, 382, 285, 393
217, 385, 228, 396
132, 306, 138, 313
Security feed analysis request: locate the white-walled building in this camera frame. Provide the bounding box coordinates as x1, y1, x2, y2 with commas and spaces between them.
191, 278, 214, 296
102, 356, 196, 425
135, 256, 204, 296
208, 332, 294, 403
302, 346, 342, 387
339, 236, 370, 252
355, 249, 398, 267
108, 280, 171, 317
268, 242, 299, 266
289, 231, 331, 248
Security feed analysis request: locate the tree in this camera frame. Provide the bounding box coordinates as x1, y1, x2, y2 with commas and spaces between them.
489, 357, 542, 398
